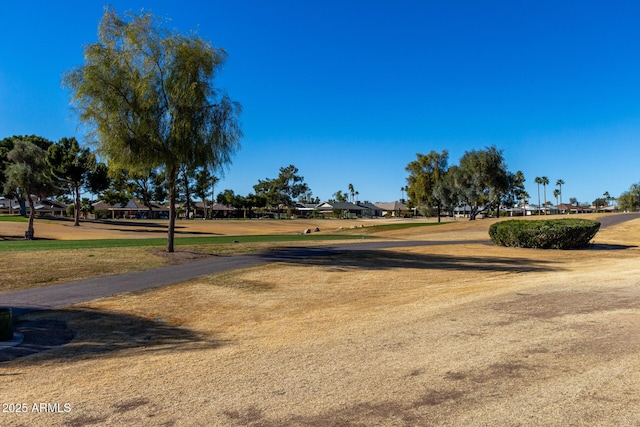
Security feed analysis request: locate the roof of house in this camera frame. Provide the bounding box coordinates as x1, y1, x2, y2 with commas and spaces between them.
295, 203, 320, 211
192, 201, 236, 211
317, 202, 366, 211
94, 199, 169, 211
210, 202, 235, 211
375, 201, 408, 211
358, 202, 382, 210
35, 199, 67, 210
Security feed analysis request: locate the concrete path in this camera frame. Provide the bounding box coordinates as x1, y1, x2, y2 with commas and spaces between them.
0, 240, 487, 316
2, 212, 638, 317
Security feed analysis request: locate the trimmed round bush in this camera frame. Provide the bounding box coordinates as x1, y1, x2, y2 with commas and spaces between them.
489, 219, 600, 249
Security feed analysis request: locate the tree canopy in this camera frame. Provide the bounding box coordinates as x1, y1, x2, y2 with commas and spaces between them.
3, 139, 56, 239
452, 146, 509, 220
63, 7, 242, 251
405, 149, 449, 222
253, 165, 309, 212
46, 137, 96, 226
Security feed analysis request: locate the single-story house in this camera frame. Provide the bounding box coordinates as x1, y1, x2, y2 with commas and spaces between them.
317, 202, 367, 218
93, 199, 170, 219
294, 203, 321, 218
192, 201, 236, 218
556, 203, 596, 214
375, 201, 408, 217
358, 202, 384, 217
0, 197, 67, 216
34, 199, 68, 217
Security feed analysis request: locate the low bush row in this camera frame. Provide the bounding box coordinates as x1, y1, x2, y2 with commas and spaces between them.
489, 219, 600, 249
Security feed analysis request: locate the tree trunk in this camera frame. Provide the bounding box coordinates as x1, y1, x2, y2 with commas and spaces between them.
19, 197, 26, 217
26, 198, 35, 239
167, 166, 177, 253
74, 185, 81, 226
183, 173, 191, 220
469, 203, 479, 221
203, 197, 207, 220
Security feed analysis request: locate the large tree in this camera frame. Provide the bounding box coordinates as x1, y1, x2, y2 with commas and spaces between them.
253, 165, 309, 215
618, 183, 640, 212
405, 149, 449, 222
452, 146, 508, 220
46, 137, 96, 226
3, 139, 56, 239
1, 135, 54, 215
64, 8, 242, 252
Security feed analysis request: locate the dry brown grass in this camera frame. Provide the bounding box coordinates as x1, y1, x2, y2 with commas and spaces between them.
1, 214, 639, 426
0, 217, 409, 240
0, 217, 406, 292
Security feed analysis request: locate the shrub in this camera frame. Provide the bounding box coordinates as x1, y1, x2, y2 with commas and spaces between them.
489, 219, 600, 249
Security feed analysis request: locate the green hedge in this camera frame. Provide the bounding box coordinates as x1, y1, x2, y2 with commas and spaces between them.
489, 219, 600, 249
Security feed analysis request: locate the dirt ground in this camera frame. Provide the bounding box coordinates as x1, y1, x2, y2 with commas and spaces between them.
1, 214, 640, 426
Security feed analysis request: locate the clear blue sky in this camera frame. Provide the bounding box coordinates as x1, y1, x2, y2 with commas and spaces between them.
1, 1, 639, 205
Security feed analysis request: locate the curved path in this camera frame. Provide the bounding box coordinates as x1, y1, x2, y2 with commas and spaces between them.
2, 213, 638, 317
1, 239, 487, 317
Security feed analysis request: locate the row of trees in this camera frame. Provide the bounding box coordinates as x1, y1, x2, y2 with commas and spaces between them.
405, 146, 526, 221
5, 8, 635, 250
2, 8, 243, 252
0, 135, 110, 239
533, 177, 567, 214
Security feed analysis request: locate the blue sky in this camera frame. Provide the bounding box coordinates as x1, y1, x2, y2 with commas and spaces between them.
1, 1, 639, 205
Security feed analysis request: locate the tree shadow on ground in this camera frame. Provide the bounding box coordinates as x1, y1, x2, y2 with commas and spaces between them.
590, 243, 638, 250
0, 308, 224, 365
101, 227, 220, 236
261, 247, 561, 274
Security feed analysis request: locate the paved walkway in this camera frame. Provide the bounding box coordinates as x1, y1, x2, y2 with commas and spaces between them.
0, 240, 487, 316
2, 213, 638, 317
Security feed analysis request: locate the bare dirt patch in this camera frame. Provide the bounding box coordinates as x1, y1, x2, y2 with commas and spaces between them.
1, 214, 640, 426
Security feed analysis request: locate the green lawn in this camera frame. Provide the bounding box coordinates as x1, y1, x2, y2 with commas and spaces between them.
0, 215, 27, 222
0, 220, 446, 252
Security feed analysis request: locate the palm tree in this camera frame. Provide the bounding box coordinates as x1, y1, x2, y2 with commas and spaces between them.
556, 179, 565, 206
534, 177, 542, 215
553, 189, 560, 211
541, 176, 549, 215
348, 183, 355, 203
603, 191, 611, 207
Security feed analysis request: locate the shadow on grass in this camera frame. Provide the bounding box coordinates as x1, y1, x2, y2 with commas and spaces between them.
102, 227, 220, 236
263, 247, 562, 274
590, 243, 638, 250
0, 308, 224, 364
83, 219, 222, 236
